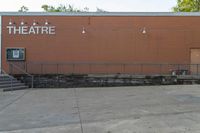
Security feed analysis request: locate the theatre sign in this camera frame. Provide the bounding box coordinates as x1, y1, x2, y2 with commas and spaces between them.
7, 21, 56, 35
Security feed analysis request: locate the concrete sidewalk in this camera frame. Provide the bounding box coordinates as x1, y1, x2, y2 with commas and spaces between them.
1, 85, 200, 133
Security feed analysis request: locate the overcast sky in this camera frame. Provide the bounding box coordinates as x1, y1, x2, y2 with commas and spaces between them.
0, 0, 177, 12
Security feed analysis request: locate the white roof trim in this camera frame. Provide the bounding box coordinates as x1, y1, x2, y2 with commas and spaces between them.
1, 12, 200, 16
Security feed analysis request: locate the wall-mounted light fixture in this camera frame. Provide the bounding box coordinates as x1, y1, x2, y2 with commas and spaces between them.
45, 20, 49, 25
33, 20, 38, 26
142, 27, 147, 34
8, 19, 13, 25
20, 19, 25, 25
20, 20, 25, 25
82, 27, 86, 34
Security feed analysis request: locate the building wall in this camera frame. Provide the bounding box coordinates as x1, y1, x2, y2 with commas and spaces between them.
0, 15, 1, 70
2, 16, 200, 74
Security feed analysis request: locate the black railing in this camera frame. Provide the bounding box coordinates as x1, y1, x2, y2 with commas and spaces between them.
0, 69, 15, 89
9, 63, 34, 88
8, 62, 200, 76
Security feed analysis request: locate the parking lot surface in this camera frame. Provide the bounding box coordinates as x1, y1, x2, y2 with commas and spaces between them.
1, 85, 200, 133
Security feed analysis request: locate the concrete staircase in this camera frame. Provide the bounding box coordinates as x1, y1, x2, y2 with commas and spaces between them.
0, 74, 28, 91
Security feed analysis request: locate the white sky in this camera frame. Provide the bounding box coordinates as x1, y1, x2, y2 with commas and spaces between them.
0, 0, 177, 12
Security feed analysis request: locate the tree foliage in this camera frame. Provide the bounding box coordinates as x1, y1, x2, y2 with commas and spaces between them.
18, 6, 29, 12
173, 0, 200, 12
18, 4, 107, 13
41, 4, 89, 12
96, 7, 107, 12
41, 4, 107, 12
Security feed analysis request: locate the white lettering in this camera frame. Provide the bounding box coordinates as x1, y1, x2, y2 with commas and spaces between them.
29, 26, 36, 34
7, 26, 14, 34
41, 26, 48, 34
21, 26, 28, 34
34, 26, 40, 34
7, 25, 56, 35
49, 26, 56, 34
13, 26, 21, 34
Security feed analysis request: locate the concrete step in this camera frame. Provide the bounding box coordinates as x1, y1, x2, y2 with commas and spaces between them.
0, 80, 20, 85
0, 74, 10, 77
0, 74, 29, 91
0, 82, 25, 88
2, 86, 28, 92
0, 75, 11, 78
0, 78, 17, 82
0, 76, 11, 80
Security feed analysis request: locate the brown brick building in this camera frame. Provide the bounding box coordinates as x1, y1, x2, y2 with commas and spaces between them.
1, 12, 200, 75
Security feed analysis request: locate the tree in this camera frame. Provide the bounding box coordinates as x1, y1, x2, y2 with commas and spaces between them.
41, 3, 108, 13
96, 7, 107, 12
41, 4, 89, 12
18, 6, 29, 12
173, 0, 200, 12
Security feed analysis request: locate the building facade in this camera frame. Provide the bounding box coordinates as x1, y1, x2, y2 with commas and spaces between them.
0, 15, 2, 69
1, 12, 200, 75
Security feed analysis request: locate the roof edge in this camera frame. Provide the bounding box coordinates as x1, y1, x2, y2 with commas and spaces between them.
1, 12, 200, 16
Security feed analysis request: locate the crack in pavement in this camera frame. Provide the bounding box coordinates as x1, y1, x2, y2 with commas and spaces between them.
0, 90, 31, 113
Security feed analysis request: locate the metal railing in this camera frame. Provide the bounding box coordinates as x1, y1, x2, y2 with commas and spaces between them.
8, 62, 200, 76
9, 63, 34, 88
0, 69, 15, 89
